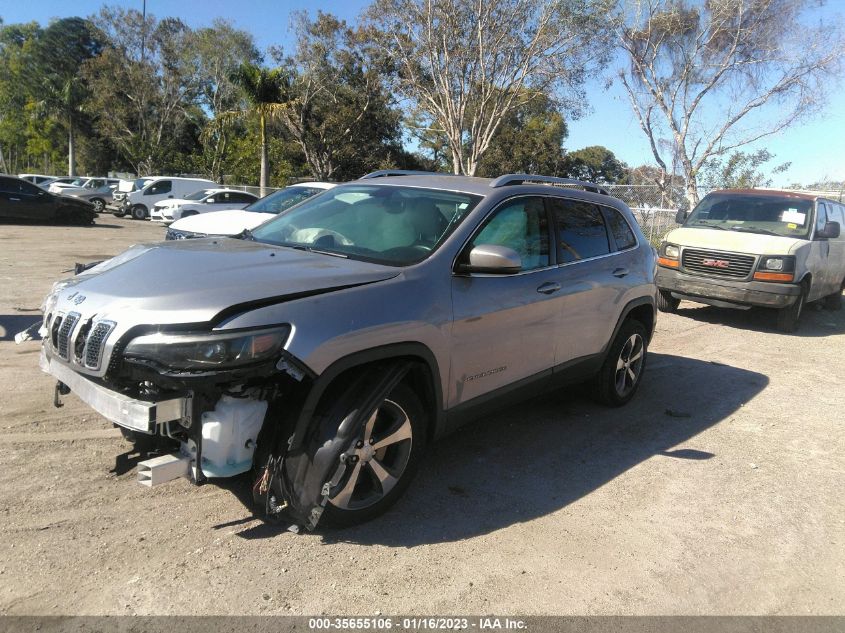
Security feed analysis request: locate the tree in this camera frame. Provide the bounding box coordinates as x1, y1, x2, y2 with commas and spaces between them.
618, 0, 845, 206
561, 145, 626, 183
476, 93, 567, 177
230, 63, 288, 193
27, 18, 103, 176
193, 20, 260, 182
273, 12, 410, 181
699, 149, 790, 190
362, 0, 615, 176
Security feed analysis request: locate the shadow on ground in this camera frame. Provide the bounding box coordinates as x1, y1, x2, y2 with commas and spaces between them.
675, 298, 844, 337
226, 353, 768, 545
0, 314, 42, 342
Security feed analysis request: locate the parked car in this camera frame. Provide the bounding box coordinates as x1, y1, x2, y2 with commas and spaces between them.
0, 174, 96, 224
65, 178, 121, 213
34, 171, 655, 528
18, 173, 55, 185
656, 189, 845, 332
112, 178, 152, 214
49, 177, 93, 194
39, 176, 78, 190
165, 182, 335, 239
150, 188, 259, 223
120, 177, 218, 220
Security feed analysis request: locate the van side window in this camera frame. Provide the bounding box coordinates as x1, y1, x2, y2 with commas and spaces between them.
549, 198, 611, 263
145, 180, 172, 195
603, 207, 637, 251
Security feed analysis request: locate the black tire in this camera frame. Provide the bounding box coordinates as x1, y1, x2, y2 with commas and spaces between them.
593, 319, 648, 407
321, 382, 427, 527
657, 289, 680, 313
823, 280, 843, 311
131, 204, 148, 220
777, 284, 807, 333
90, 198, 106, 213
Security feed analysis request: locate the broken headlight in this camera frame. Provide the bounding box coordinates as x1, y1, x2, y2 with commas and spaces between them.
124, 326, 290, 370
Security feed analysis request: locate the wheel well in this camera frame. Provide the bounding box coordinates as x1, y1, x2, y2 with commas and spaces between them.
626, 303, 655, 342
313, 356, 439, 441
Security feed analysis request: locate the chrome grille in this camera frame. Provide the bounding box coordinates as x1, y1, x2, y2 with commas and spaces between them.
56, 312, 80, 359
681, 249, 755, 279
83, 321, 116, 369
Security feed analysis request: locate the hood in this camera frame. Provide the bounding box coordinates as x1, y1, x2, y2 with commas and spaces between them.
665, 227, 804, 256
154, 197, 193, 209
170, 209, 272, 235
56, 192, 95, 208
53, 238, 400, 326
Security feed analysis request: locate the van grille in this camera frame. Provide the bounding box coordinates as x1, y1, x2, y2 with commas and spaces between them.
681, 249, 756, 279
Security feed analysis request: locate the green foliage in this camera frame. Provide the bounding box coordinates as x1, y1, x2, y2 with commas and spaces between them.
562, 146, 627, 183
699, 150, 791, 190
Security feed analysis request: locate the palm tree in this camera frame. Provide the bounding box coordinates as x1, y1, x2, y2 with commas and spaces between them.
230, 63, 289, 195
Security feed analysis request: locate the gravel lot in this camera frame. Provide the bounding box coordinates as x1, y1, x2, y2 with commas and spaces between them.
0, 216, 842, 615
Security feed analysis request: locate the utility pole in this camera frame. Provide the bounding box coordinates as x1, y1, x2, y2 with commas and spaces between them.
141, 0, 146, 63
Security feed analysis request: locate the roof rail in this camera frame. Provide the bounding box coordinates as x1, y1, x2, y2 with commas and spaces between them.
490, 174, 609, 195
359, 170, 450, 179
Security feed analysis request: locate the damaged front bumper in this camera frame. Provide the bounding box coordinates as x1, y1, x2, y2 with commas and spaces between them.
41, 351, 187, 434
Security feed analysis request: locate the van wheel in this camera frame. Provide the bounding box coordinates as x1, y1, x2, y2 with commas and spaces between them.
131, 205, 148, 220
657, 290, 680, 313
777, 285, 806, 333
593, 319, 648, 407
823, 281, 843, 311
321, 383, 427, 527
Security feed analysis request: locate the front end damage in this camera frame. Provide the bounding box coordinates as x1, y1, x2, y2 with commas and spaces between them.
35, 295, 411, 531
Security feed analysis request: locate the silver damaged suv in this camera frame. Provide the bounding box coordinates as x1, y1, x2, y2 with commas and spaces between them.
37, 172, 657, 528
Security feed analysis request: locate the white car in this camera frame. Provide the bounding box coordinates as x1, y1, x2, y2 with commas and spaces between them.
49, 177, 93, 194
165, 182, 336, 239
150, 188, 259, 223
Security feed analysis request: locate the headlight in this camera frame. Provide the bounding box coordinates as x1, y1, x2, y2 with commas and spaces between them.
754, 256, 795, 282
658, 243, 680, 268
124, 326, 290, 370
165, 228, 205, 240
664, 244, 679, 259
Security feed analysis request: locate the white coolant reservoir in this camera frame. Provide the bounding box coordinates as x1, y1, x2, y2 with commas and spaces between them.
200, 395, 268, 478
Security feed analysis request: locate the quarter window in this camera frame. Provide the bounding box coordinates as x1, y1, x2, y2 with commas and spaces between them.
549, 199, 611, 263
604, 207, 637, 250
470, 197, 550, 271
145, 180, 172, 195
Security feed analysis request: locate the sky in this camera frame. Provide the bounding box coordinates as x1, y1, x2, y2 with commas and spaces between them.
2, 0, 843, 188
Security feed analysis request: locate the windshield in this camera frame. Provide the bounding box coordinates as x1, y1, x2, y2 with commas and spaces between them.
685, 193, 815, 238
133, 178, 152, 192
185, 189, 218, 201
245, 186, 326, 214
250, 184, 482, 266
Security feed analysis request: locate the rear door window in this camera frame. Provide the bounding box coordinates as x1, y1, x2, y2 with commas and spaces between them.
549, 198, 611, 263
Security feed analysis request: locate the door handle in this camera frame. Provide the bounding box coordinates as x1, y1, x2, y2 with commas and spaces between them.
536, 282, 561, 295
612, 267, 629, 278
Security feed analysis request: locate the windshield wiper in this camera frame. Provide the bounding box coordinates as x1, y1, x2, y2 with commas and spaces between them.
693, 221, 727, 230
237, 228, 255, 241
729, 226, 780, 236
287, 244, 349, 259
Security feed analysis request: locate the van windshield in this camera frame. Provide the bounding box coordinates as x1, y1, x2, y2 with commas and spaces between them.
685, 193, 814, 238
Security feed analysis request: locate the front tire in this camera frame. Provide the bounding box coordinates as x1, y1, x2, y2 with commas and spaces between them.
131, 204, 148, 220
90, 198, 106, 213
657, 289, 680, 313
321, 383, 427, 527
594, 319, 648, 407
777, 285, 806, 332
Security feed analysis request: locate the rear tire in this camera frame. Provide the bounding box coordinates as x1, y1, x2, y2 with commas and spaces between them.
657, 289, 680, 313
777, 284, 806, 333
90, 198, 106, 213
593, 319, 648, 407
131, 204, 148, 220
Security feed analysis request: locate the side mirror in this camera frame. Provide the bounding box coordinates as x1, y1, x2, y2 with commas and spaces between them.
458, 244, 522, 274
675, 209, 688, 224
817, 221, 840, 239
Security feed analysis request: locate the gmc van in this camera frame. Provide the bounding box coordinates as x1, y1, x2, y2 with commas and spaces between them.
656, 189, 844, 332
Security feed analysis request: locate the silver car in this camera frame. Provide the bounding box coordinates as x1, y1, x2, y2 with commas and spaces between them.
35, 172, 657, 528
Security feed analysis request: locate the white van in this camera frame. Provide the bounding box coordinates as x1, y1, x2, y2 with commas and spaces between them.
656, 189, 845, 332
123, 177, 218, 220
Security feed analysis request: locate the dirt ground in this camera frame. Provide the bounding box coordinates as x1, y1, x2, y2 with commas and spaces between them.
0, 216, 842, 616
